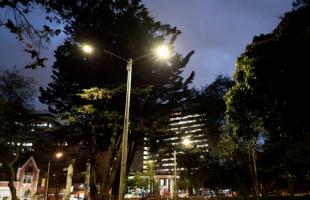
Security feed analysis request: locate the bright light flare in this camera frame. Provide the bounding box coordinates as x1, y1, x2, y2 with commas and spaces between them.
182, 138, 192, 147
82, 44, 94, 54
155, 45, 170, 59
55, 152, 63, 158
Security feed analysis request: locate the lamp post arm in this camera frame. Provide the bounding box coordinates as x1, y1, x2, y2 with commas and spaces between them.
103, 50, 152, 62
103, 50, 128, 62
133, 52, 152, 61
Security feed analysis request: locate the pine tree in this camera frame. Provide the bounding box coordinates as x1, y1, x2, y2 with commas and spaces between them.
0, 69, 36, 200
40, 1, 194, 199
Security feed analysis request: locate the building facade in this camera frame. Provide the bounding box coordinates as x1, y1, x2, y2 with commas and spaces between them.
0, 157, 40, 200
143, 112, 208, 197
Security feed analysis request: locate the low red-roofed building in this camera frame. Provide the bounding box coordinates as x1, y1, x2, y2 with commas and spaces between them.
0, 157, 40, 200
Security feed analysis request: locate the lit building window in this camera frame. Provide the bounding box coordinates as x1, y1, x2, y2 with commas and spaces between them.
23, 172, 33, 183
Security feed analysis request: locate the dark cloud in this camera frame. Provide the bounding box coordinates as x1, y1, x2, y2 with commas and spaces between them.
144, 0, 293, 86
1, 0, 293, 108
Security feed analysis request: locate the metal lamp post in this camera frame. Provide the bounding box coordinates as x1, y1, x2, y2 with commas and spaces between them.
45, 152, 63, 200
81, 44, 170, 200
45, 161, 51, 200
81, 47, 134, 200
118, 58, 132, 200
173, 150, 177, 199
173, 138, 192, 199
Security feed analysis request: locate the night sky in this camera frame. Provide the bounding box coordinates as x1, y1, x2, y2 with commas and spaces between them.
0, 0, 293, 109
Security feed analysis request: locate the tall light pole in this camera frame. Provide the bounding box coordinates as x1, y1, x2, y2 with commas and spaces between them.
118, 58, 132, 200
45, 160, 50, 200
173, 150, 177, 200
81, 44, 170, 200
173, 138, 192, 199
45, 152, 63, 200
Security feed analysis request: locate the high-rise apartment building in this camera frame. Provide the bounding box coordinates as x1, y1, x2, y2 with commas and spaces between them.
143, 112, 208, 174
141, 112, 208, 197
141, 112, 208, 198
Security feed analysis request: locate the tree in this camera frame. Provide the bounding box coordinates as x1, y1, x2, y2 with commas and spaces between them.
39, 1, 194, 199
161, 75, 234, 195
193, 75, 234, 149
225, 2, 310, 197
126, 171, 148, 199
226, 0, 310, 145
0, 0, 66, 68
0, 68, 36, 200
194, 76, 234, 193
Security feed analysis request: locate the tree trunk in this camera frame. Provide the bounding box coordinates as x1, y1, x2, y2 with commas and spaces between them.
97, 131, 122, 200
286, 170, 295, 198
64, 160, 75, 200
55, 186, 59, 200
89, 124, 98, 200
252, 149, 263, 198
89, 167, 97, 200
233, 170, 249, 200
248, 143, 259, 200
95, 127, 139, 200
98, 148, 121, 200
8, 147, 20, 200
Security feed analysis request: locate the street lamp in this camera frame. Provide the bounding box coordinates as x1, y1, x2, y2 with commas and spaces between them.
45, 151, 63, 200
82, 44, 94, 54
182, 138, 192, 147
55, 152, 63, 159
81, 44, 170, 200
173, 149, 177, 199
173, 138, 192, 199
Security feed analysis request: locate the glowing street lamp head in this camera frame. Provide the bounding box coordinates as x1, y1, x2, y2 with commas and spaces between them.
82, 44, 94, 54
182, 138, 192, 147
155, 45, 170, 59
55, 152, 63, 159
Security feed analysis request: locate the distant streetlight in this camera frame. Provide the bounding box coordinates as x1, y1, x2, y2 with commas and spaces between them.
45, 151, 63, 200
182, 138, 192, 147
55, 152, 63, 158
173, 138, 192, 199
80, 43, 170, 200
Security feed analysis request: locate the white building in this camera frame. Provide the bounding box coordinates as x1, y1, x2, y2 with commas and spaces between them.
143, 112, 208, 197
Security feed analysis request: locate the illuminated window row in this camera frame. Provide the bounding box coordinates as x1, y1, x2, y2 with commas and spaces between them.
197, 144, 209, 148
162, 163, 174, 167
7, 142, 33, 146
170, 119, 196, 126
163, 137, 178, 141
169, 114, 201, 121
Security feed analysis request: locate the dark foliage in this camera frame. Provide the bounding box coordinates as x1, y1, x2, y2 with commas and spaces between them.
225, 2, 310, 196
39, 0, 194, 198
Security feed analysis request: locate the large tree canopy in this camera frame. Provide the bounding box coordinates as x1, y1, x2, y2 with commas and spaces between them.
225, 3, 310, 140
39, 0, 194, 199
194, 75, 234, 147
224, 2, 310, 197
0, 69, 36, 200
